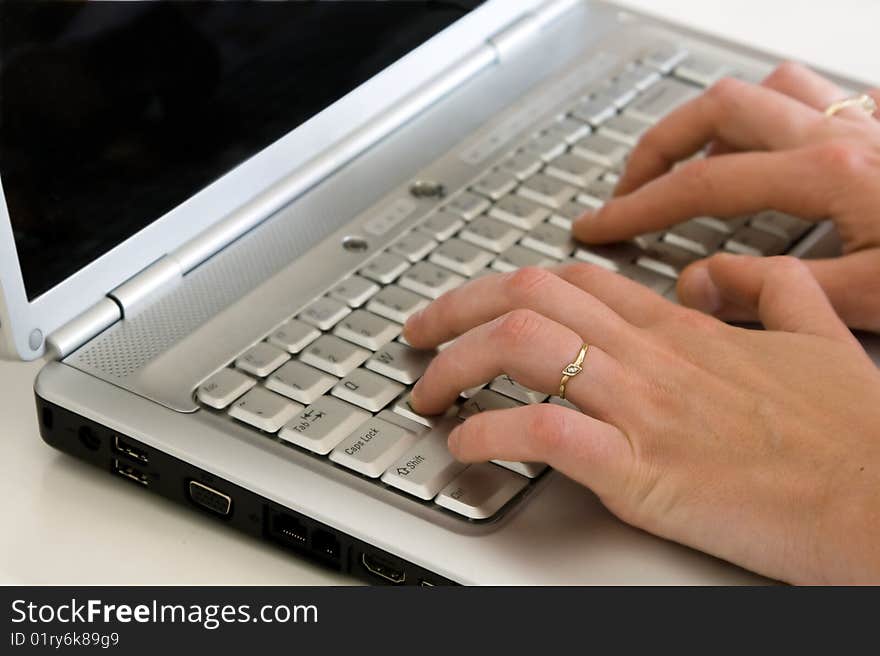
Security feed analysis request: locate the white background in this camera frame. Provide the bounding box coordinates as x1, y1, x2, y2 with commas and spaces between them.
1, 1, 878, 584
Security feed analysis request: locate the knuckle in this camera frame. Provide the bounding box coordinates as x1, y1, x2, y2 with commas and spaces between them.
816, 140, 867, 177
492, 308, 545, 348
766, 60, 806, 86
706, 76, 742, 105
526, 405, 569, 455
504, 266, 554, 301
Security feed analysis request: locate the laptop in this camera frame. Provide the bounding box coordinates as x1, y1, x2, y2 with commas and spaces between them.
2, 0, 876, 585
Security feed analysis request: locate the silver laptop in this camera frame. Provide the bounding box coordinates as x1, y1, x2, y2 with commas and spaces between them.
2, 0, 874, 585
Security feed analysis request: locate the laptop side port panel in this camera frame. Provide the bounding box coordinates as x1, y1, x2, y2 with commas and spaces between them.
35, 394, 457, 585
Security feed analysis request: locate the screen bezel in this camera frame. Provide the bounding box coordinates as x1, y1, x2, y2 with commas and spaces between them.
0, 0, 541, 360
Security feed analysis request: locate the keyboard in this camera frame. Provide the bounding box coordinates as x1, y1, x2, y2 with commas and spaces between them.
195, 40, 812, 522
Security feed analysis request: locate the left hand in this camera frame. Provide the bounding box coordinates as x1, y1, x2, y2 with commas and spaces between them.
403, 260, 880, 584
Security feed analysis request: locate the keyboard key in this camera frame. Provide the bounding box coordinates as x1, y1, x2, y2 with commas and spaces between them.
637, 241, 700, 279
517, 173, 577, 209
419, 210, 464, 242
359, 252, 410, 284
328, 275, 380, 308
573, 242, 640, 271
471, 170, 518, 201
548, 199, 590, 230
236, 342, 290, 377
393, 392, 460, 427
330, 411, 424, 478
298, 296, 351, 331
545, 153, 604, 188
489, 374, 549, 404
366, 285, 430, 323
267, 319, 321, 354
444, 190, 490, 221
278, 396, 370, 455
493, 460, 548, 479
228, 387, 302, 433
675, 54, 730, 87
597, 114, 652, 147
624, 78, 700, 124
663, 220, 726, 256
642, 42, 689, 73
459, 389, 523, 420
390, 231, 438, 263
572, 133, 629, 169
333, 309, 401, 350
366, 341, 434, 385
615, 63, 662, 92
300, 335, 371, 377
693, 215, 750, 235
500, 151, 544, 181
570, 95, 617, 126
599, 80, 638, 109
430, 238, 495, 276
750, 210, 811, 241
491, 245, 555, 272
520, 222, 576, 259
197, 368, 256, 409
399, 261, 466, 299
460, 215, 524, 253
539, 116, 592, 144
618, 263, 676, 295
380, 420, 467, 500
577, 178, 616, 209
435, 463, 529, 519
725, 226, 789, 257
489, 194, 551, 231
522, 133, 567, 161
265, 360, 338, 405
332, 367, 405, 412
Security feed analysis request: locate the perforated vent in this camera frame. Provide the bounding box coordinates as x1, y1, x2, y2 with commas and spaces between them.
70, 204, 332, 380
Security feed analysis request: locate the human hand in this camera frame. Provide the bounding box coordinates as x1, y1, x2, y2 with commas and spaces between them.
571, 63, 880, 332
404, 261, 880, 584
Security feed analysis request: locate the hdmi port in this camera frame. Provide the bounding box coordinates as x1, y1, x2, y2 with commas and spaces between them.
113, 435, 149, 464
361, 552, 406, 585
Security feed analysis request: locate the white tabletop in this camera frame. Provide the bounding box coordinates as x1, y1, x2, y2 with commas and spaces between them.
2, 1, 878, 585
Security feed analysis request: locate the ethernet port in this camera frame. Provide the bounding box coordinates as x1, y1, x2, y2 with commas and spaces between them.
271, 513, 308, 549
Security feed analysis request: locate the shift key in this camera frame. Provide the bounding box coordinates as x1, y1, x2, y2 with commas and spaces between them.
381, 419, 467, 500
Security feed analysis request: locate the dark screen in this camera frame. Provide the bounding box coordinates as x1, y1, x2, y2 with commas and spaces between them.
0, 1, 481, 300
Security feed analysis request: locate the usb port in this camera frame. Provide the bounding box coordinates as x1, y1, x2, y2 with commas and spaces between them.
113, 435, 149, 464
113, 459, 149, 486
188, 481, 233, 516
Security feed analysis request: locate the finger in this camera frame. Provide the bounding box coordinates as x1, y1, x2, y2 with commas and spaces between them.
404, 267, 634, 356
448, 404, 633, 500
410, 308, 625, 420
678, 253, 855, 340
761, 61, 845, 109
573, 147, 834, 244
867, 88, 880, 120
615, 77, 823, 196
551, 261, 674, 327
680, 250, 880, 334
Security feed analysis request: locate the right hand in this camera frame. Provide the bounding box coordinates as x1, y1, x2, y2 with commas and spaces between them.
571, 62, 880, 332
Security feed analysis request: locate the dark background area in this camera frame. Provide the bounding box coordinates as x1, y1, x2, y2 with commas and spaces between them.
0, 1, 482, 300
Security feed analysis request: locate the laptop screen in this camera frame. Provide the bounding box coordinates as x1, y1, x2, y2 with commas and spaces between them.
0, 0, 482, 300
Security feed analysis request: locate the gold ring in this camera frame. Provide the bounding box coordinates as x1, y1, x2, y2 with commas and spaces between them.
824, 93, 877, 117
559, 343, 590, 400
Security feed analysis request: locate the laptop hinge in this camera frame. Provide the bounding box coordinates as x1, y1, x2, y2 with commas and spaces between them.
45, 1, 580, 360
488, 0, 581, 60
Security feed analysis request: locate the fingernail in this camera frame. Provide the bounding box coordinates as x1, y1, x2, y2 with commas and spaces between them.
447, 427, 461, 454
572, 210, 595, 226
681, 264, 721, 314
